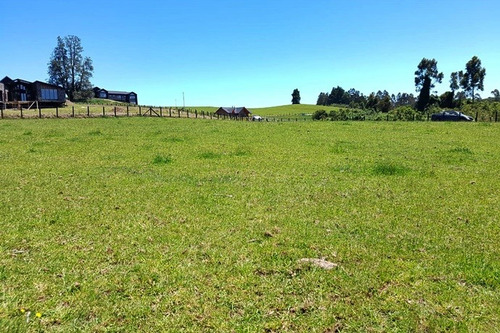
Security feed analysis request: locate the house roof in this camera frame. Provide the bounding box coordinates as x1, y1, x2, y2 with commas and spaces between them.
218, 107, 251, 114
33, 81, 64, 90
1, 77, 32, 85
1, 76, 63, 89
13, 78, 32, 85
107, 90, 136, 95
1, 76, 13, 84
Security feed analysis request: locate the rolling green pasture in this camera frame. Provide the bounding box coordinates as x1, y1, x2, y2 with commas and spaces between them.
251, 104, 331, 117
0, 118, 499, 332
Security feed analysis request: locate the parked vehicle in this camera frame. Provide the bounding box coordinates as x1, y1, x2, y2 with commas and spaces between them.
431, 110, 474, 121
252, 115, 263, 121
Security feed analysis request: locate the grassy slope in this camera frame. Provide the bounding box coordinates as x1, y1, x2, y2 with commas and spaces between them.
0, 118, 499, 332
251, 104, 331, 116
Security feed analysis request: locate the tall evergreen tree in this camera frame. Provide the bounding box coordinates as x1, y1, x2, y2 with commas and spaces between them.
328, 86, 347, 105
48, 35, 94, 101
414, 58, 443, 111
291, 88, 301, 104
316, 92, 329, 105
460, 56, 486, 103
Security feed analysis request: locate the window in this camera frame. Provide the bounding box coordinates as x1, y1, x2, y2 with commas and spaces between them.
41, 88, 58, 100
110, 94, 125, 101
99, 91, 107, 98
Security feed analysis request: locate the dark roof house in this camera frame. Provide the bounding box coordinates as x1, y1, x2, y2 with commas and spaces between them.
215, 107, 251, 118
1, 76, 65, 108
93, 87, 138, 105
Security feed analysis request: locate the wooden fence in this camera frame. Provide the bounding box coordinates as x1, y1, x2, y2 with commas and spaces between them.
0, 104, 498, 123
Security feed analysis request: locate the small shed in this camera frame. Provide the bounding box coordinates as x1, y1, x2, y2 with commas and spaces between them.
215, 107, 251, 118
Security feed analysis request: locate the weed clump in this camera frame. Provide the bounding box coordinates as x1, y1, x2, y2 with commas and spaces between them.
449, 147, 473, 154
372, 162, 409, 176
153, 154, 172, 164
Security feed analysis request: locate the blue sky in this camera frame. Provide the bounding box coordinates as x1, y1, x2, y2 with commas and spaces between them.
1, 0, 499, 107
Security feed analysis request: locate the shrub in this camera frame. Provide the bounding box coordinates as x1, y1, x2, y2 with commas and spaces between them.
389, 106, 419, 121
312, 110, 328, 120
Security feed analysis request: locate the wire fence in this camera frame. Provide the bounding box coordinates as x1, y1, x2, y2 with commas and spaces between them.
0, 104, 498, 123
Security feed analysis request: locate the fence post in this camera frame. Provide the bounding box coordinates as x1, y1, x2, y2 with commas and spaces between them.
160, 107, 163, 117
178, 109, 180, 118
139, 106, 142, 115
114, 107, 117, 117
1, 107, 3, 119
72, 106, 75, 117
169, 107, 172, 117
55, 107, 59, 118
127, 105, 129, 117
103, 106, 105, 117
475, 112, 478, 122
87, 106, 90, 117
38, 107, 42, 118
187, 109, 189, 118
495, 111, 498, 122
20, 107, 23, 119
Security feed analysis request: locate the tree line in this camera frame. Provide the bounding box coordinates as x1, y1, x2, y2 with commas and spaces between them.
313, 56, 489, 112
46, 36, 491, 111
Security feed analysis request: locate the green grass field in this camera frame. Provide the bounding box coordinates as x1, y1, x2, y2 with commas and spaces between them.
1, 118, 499, 332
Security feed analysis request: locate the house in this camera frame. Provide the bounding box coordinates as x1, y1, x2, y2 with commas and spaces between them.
214, 107, 251, 118
0, 76, 66, 108
93, 87, 138, 105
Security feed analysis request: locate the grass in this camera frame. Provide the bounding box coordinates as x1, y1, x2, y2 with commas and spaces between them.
251, 104, 346, 119
1, 104, 331, 120
0, 118, 499, 332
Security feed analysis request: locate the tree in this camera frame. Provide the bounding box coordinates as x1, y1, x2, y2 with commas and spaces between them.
48, 35, 94, 101
460, 56, 486, 103
392, 92, 416, 107
377, 95, 392, 113
328, 86, 348, 105
414, 58, 443, 111
492, 89, 500, 101
366, 92, 379, 110
291, 89, 301, 104
439, 91, 455, 108
316, 92, 329, 106
450, 71, 461, 93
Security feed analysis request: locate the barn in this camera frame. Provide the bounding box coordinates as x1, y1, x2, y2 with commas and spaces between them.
214, 107, 251, 118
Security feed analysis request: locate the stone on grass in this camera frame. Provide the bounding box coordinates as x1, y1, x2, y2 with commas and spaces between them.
298, 258, 338, 270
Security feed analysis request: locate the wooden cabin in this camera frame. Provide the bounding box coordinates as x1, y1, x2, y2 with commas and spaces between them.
215, 107, 251, 118
93, 87, 138, 105
0, 76, 66, 108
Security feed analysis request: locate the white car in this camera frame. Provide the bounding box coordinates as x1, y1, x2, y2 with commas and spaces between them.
252, 115, 263, 121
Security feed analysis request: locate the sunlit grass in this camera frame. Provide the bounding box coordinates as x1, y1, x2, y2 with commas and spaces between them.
0, 118, 499, 331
